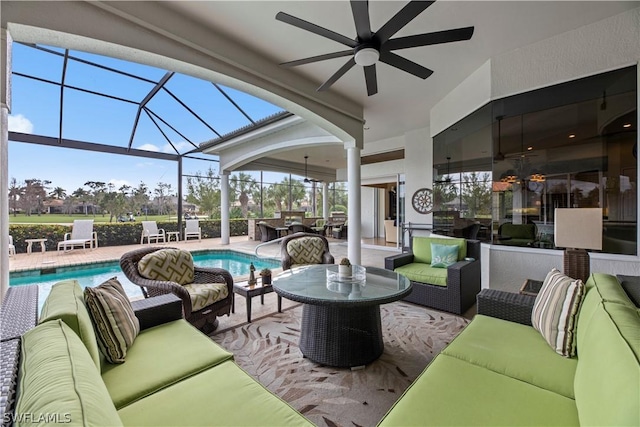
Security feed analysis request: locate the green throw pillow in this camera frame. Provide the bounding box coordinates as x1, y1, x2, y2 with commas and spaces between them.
430, 243, 459, 268
531, 268, 585, 358
84, 277, 140, 364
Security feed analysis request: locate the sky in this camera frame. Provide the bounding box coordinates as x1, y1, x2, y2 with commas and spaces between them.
8, 43, 294, 196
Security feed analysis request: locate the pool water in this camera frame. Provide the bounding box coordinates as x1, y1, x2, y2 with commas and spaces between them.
10, 250, 280, 311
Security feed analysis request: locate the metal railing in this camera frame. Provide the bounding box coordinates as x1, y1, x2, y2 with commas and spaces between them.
253, 236, 287, 258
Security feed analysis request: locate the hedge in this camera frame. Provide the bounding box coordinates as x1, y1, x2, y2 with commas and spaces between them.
8, 219, 248, 254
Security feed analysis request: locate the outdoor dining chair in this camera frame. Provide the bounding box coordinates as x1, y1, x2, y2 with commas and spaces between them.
8, 235, 15, 256
57, 220, 98, 252
140, 221, 166, 244
184, 219, 202, 242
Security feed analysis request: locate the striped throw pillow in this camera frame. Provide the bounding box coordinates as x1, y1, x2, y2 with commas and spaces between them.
531, 268, 585, 358
84, 277, 140, 364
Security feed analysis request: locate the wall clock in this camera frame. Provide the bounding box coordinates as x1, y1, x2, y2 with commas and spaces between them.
411, 188, 433, 214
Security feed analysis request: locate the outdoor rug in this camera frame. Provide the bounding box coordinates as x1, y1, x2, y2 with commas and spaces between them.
211, 301, 469, 427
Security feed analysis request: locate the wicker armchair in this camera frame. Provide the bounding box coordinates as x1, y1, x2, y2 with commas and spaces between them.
258, 222, 279, 242
385, 239, 481, 315
120, 246, 233, 334
288, 222, 319, 234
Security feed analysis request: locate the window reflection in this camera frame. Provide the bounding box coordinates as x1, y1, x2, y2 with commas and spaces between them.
433, 65, 637, 255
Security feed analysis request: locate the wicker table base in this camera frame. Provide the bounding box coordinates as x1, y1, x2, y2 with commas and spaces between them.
299, 304, 384, 368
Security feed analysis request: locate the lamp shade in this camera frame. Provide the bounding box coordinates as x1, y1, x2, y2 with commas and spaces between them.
554, 208, 602, 250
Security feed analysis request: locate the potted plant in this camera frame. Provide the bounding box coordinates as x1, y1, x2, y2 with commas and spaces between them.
260, 268, 272, 285
338, 258, 352, 278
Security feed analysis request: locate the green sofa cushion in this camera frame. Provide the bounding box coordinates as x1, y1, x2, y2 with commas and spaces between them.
101, 319, 233, 409
16, 320, 122, 427
118, 361, 312, 426
38, 279, 102, 369
378, 354, 579, 426
574, 301, 640, 426
412, 237, 466, 265
442, 315, 578, 399
394, 263, 448, 287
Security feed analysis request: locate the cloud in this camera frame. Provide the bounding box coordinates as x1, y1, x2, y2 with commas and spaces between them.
162, 141, 193, 154
136, 143, 160, 152
8, 114, 34, 133
109, 179, 132, 190
135, 161, 155, 169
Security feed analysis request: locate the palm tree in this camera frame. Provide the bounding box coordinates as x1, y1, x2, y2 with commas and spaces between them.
8, 177, 23, 216
230, 172, 258, 218
49, 186, 67, 199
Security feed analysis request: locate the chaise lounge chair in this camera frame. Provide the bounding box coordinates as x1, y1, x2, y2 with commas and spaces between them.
57, 220, 97, 252
184, 219, 202, 242
8, 235, 15, 256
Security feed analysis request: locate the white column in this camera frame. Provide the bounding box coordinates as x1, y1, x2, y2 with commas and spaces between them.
1, 29, 12, 303
323, 182, 329, 221
220, 171, 230, 245
347, 146, 361, 264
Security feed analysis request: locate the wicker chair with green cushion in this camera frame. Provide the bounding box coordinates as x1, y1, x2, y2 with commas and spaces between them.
120, 246, 233, 334
288, 222, 320, 234
311, 219, 327, 234
258, 222, 279, 242
385, 236, 481, 314
498, 222, 538, 246
332, 220, 348, 239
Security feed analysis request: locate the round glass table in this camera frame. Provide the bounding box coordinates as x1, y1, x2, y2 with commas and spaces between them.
272, 265, 411, 368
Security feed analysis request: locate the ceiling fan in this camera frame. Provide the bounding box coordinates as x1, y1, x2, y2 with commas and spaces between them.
303, 155, 321, 183
434, 156, 453, 184
276, 0, 474, 96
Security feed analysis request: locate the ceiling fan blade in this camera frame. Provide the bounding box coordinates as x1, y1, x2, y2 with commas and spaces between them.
350, 0, 372, 41
380, 51, 433, 79
385, 26, 475, 50
276, 12, 357, 48
280, 50, 353, 67
318, 57, 356, 92
374, 1, 435, 44
364, 65, 378, 96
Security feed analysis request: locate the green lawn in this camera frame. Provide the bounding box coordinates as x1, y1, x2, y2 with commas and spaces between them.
8, 214, 177, 224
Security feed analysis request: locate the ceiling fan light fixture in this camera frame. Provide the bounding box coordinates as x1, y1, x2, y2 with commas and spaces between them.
354, 48, 379, 66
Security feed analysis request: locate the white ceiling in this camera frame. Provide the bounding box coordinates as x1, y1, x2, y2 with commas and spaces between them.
164, 0, 638, 147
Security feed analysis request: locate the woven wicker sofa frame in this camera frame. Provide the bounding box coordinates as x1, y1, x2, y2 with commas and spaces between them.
119, 246, 234, 334
384, 239, 481, 315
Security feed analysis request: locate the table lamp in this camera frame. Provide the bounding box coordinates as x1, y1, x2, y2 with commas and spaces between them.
554, 208, 602, 282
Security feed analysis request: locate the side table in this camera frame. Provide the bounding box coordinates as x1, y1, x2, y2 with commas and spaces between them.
166, 231, 180, 242
25, 238, 47, 254
520, 279, 543, 296
232, 282, 281, 323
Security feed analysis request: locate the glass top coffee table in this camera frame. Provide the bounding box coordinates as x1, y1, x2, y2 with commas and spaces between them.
272, 265, 411, 368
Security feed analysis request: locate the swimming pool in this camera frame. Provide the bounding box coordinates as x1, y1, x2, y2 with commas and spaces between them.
10, 250, 280, 311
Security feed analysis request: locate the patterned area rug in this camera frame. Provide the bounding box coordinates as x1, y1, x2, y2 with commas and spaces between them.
211, 302, 469, 427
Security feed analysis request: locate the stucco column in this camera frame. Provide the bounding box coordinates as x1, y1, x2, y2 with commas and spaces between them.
220, 171, 230, 245
323, 182, 329, 221
1, 29, 12, 303
347, 146, 361, 264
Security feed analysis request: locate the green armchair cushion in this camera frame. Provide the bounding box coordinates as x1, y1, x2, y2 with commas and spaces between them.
39, 279, 102, 369
286, 236, 326, 265
84, 277, 140, 364
17, 320, 123, 427
138, 248, 194, 285
394, 263, 448, 287
101, 319, 233, 409
117, 361, 313, 426
183, 282, 229, 311
412, 237, 466, 265
531, 269, 585, 358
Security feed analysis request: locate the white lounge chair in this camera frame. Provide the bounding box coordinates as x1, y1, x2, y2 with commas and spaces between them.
57, 220, 97, 252
8, 235, 16, 256
140, 221, 166, 244
184, 219, 202, 242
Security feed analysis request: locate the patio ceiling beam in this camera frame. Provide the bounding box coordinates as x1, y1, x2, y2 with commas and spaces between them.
212, 83, 255, 125
9, 132, 179, 161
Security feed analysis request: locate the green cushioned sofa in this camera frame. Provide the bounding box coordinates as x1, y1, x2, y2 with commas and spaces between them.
0, 280, 311, 427
378, 273, 640, 426
385, 236, 481, 314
